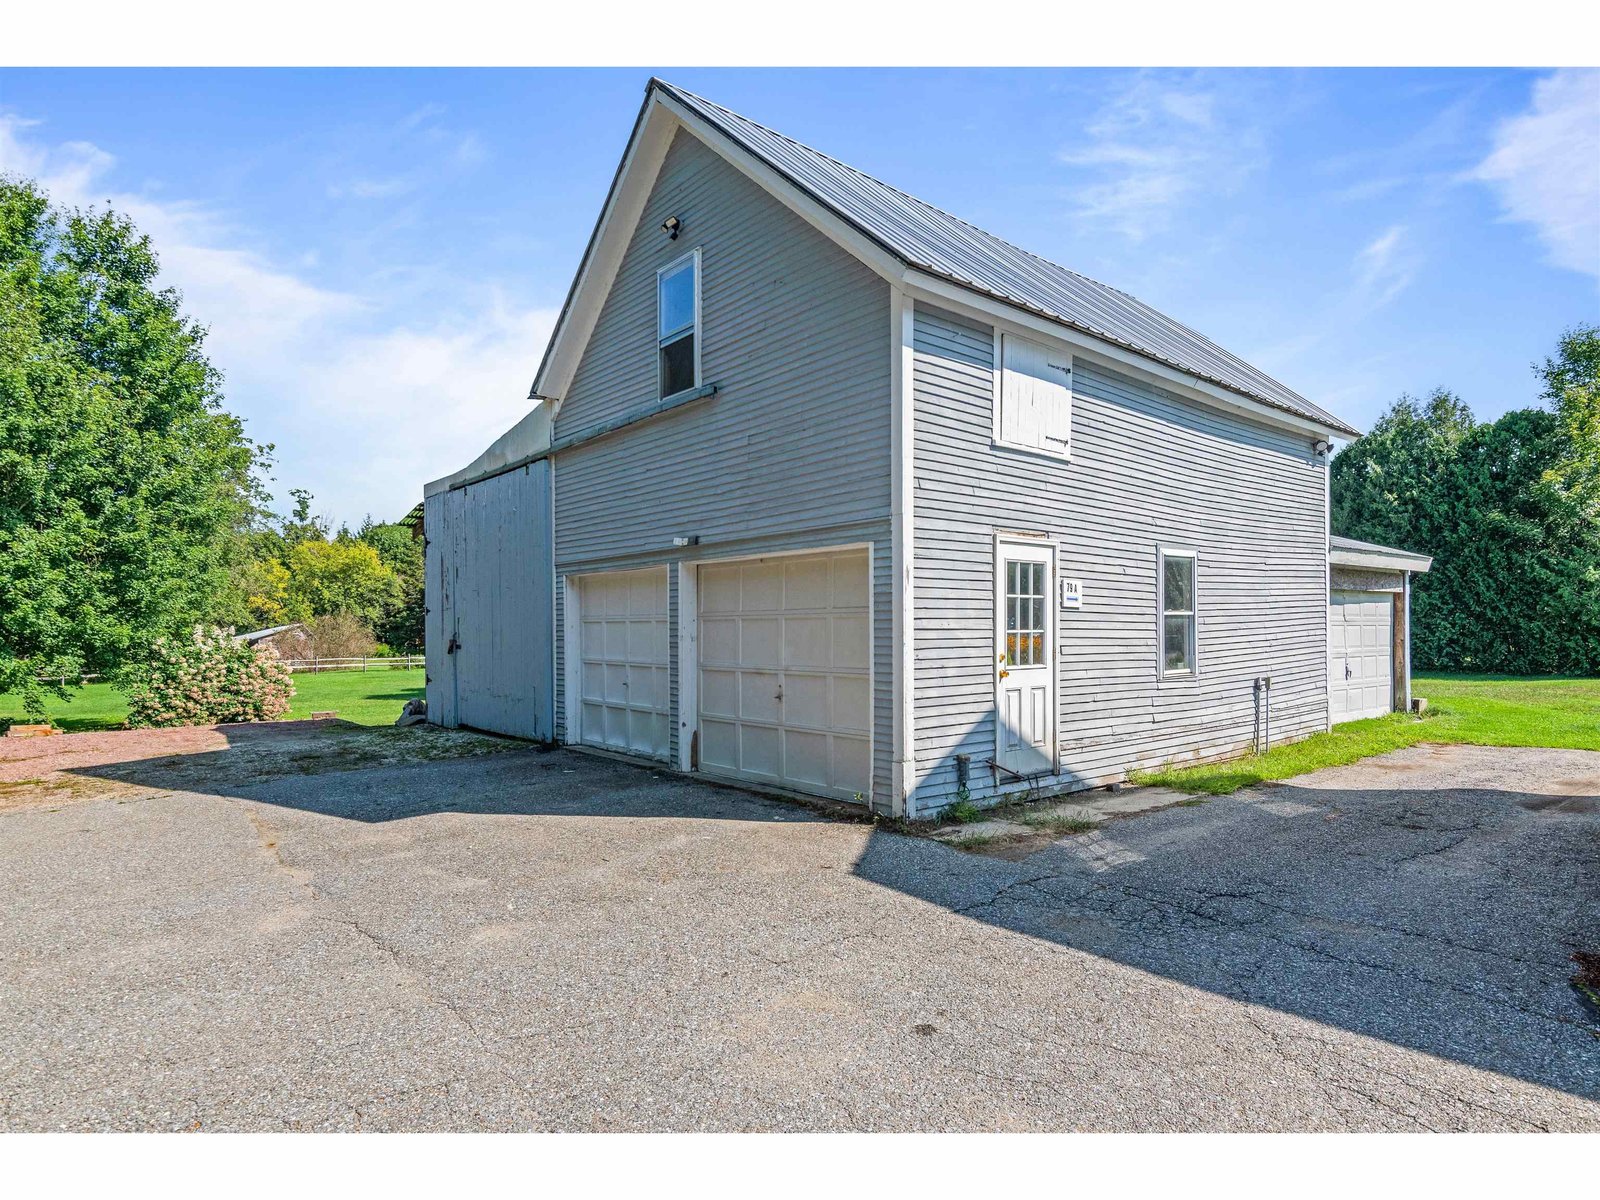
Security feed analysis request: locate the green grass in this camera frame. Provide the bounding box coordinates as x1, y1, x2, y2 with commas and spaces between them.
1, 667, 425, 733
1015, 810, 1101, 836
1132, 673, 1600, 795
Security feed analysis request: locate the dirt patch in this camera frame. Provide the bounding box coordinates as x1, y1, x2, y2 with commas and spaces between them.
0, 720, 522, 814
0, 775, 116, 814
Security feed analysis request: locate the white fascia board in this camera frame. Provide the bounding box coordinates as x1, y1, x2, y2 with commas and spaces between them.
531, 101, 679, 407
901, 271, 1356, 444
1330, 548, 1433, 574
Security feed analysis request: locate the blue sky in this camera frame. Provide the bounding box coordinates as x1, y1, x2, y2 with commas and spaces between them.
2, 68, 1596, 526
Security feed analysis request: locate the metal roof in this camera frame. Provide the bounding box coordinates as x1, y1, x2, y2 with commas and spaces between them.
656, 80, 1359, 438
235, 623, 305, 644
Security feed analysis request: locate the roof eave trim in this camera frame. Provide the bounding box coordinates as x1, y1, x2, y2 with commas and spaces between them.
1330, 548, 1433, 573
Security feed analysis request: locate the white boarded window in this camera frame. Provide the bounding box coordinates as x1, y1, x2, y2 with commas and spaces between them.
1159, 550, 1197, 678
997, 333, 1072, 457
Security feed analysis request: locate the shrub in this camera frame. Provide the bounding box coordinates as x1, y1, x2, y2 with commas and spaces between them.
125, 626, 294, 728
276, 613, 378, 663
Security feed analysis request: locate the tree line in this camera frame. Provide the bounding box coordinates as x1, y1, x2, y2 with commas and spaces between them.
1332, 326, 1599, 675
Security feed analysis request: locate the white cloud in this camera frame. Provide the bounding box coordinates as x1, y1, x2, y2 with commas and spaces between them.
1058, 73, 1267, 241
0, 113, 555, 527
1352, 224, 1416, 308
327, 176, 415, 200
1472, 68, 1600, 279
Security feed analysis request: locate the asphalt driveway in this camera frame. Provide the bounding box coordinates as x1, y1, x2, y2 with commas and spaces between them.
1, 725, 1596, 1131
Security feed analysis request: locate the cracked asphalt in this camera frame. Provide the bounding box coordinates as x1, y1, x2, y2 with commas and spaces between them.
2, 729, 1597, 1131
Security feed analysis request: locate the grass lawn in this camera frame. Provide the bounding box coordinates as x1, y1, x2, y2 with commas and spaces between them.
1132, 673, 1600, 795
0, 667, 425, 733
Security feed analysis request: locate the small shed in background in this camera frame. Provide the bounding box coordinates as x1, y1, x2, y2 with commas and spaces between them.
1329, 535, 1433, 724
234, 623, 307, 655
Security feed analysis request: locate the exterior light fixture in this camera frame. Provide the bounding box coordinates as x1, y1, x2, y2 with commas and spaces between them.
1313, 439, 1332, 457
661, 215, 681, 239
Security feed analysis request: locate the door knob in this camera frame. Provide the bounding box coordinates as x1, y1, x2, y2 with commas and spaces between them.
998, 669, 1010, 680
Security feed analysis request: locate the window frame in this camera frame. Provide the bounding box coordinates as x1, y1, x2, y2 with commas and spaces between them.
991, 327, 1075, 463
656, 247, 702, 400
1157, 546, 1199, 681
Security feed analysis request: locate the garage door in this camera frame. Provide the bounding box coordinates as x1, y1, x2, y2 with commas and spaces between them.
1330, 590, 1394, 724
577, 567, 670, 759
697, 549, 870, 802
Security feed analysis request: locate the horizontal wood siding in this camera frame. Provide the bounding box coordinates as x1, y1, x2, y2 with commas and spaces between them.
553, 130, 890, 563
424, 462, 554, 741
911, 304, 1329, 816
550, 129, 893, 806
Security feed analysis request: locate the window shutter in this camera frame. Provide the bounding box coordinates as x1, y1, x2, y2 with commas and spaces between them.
1001, 334, 1072, 454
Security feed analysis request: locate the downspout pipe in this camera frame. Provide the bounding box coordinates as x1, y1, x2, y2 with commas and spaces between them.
1403, 570, 1413, 714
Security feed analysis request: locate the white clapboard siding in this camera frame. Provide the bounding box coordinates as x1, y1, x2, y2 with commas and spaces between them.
549, 130, 894, 809
911, 304, 1328, 816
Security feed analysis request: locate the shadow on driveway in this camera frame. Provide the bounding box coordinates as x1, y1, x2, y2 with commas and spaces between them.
62, 727, 1600, 1108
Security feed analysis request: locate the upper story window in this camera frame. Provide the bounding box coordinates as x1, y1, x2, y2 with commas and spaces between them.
657, 249, 700, 398
995, 332, 1072, 458
1159, 549, 1197, 678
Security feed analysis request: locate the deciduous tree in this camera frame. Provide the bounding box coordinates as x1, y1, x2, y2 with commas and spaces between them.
0, 177, 266, 718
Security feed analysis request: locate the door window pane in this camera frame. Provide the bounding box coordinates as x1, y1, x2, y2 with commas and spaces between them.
1003, 557, 1048, 667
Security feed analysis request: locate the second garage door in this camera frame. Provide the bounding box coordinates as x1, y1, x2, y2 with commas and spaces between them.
1330, 590, 1394, 724
697, 549, 871, 802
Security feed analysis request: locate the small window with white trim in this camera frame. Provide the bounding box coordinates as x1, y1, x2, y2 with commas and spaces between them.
657, 249, 699, 398
996, 332, 1072, 458
1159, 550, 1197, 677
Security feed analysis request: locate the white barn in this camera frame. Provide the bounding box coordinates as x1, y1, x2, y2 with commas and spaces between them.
422, 79, 1430, 819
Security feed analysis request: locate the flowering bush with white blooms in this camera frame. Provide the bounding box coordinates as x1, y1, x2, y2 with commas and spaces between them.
125, 626, 295, 728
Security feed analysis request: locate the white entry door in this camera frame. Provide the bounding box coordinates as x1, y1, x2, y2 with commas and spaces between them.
577, 567, 670, 758
1329, 590, 1394, 724
697, 549, 871, 802
995, 541, 1055, 776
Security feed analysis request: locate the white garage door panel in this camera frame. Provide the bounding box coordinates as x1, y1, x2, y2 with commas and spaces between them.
579, 567, 669, 759
698, 549, 870, 802
1330, 590, 1394, 724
